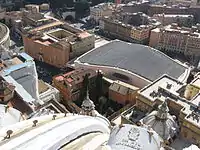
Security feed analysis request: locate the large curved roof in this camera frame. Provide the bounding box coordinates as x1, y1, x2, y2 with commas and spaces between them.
0, 104, 22, 128
0, 114, 110, 150
0, 23, 9, 43
108, 124, 163, 150
76, 40, 189, 82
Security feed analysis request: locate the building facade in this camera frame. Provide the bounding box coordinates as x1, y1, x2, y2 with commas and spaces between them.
53, 68, 97, 102
22, 15, 95, 68
90, 3, 114, 24
149, 23, 200, 58
99, 12, 160, 44
184, 72, 200, 100
152, 14, 194, 27
75, 40, 190, 88
136, 74, 200, 146
109, 80, 139, 105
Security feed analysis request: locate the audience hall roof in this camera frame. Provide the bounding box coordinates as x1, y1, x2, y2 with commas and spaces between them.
77, 40, 189, 82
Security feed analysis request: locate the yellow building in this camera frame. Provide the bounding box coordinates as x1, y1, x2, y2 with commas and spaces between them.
136, 74, 200, 146
184, 73, 200, 100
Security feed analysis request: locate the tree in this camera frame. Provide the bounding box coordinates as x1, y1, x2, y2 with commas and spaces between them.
95, 70, 103, 100
98, 96, 107, 114
75, 0, 90, 18
0, 18, 5, 24
82, 73, 89, 97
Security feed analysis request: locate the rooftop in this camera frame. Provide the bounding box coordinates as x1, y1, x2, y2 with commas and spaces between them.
109, 80, 139, 95
153, 14, 193, 18
76, 40, 189, 82
121, 105, 146, 124
54, 68, 96, 85
108, 124, 163, 150
190, 74, 200, 88
0, 114, 110, 149
0, 104, 23, 128
139, 75, 184, 102
38, 80, 49, 94
185, 110, 200, 128
0, 23, 9, 42
30, 21, 64, 32
191, 93, 200, 106
154, 24, 200, 38
47, 28, 75, 40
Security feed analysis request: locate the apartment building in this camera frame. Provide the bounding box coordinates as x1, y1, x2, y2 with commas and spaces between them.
22, 13, 94, 68
149, 23, 200, 57
53, 68, 97, 102
152, 14, 194, 26
100, 12, 160, 44
90, 3, 114, 24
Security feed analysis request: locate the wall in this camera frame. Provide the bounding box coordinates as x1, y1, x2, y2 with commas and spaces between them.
181, 121, 200, 145
109, 89, 127, 105
149, 30, 159, 47
23, 36, 70, 68
184, 84, 200, 100
109, 88, 137, 105
74, 62, 151, 88
70, 35, 95, 58
136, 95, 153, 112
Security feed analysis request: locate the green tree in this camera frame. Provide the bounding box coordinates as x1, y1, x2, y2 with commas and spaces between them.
75, 0, 90, 17
82, 73, 89, 98
77, 73, 89, 106
95, 70, 103, 100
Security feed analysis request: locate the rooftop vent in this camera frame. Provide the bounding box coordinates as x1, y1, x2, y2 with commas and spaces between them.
166, 82, 172, 89
149, 91, 157, 98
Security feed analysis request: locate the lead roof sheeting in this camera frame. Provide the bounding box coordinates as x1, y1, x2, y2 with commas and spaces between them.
78, 40, 187, 81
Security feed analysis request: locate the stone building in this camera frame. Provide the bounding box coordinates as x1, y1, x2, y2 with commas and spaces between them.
75, 40, 190, 88
0, 112, 166, 150
90, 3, 114, 24
25, 4, 40, 14
149, 23, 200, 58
109, 80, 139, 105
152, 14, 194, 27
99, 12, 160, 44
184, 72, 200, 100
136, 74, 200, 146
0, 79, 15, 103
148, 5, 191, 17
117, 1, 150, 14
22, 11, 58, 29
53, 68, 97, 102
22, 19, 95, 68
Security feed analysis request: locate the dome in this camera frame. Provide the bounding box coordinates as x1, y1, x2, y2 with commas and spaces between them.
108, 124, 163, 150
0, 113, 111, 150
81, 93, 95, 111
0, 104, 23, 128
80, 88, 97, 116
141, 101, 179, 141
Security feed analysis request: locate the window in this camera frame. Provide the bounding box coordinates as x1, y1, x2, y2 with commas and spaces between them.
112, 73, 130, 81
